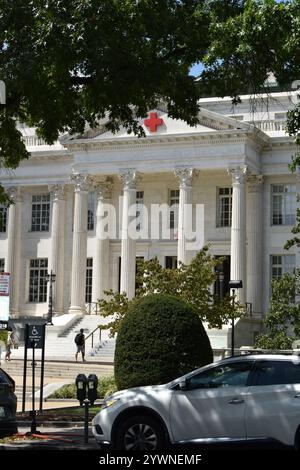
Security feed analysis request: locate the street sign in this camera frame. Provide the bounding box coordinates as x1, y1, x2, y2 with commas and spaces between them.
26, 324, 44, 349
0, 272, 10, 321
0, 321, 8, 330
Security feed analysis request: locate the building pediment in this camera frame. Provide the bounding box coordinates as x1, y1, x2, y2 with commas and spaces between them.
63, 107, 253, 144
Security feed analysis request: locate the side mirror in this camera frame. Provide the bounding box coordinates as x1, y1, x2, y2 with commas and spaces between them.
178, 379, 188, 391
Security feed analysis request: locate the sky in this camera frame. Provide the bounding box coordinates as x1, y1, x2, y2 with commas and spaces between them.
189, 62, 204, 77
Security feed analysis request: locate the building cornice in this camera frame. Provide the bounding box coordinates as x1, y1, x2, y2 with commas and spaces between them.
62, 128, 270, 152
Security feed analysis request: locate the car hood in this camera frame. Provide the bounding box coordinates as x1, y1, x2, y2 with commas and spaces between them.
105, 383, 168, 401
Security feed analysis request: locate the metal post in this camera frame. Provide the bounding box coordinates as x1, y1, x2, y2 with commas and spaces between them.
231, 289, 235, 357
84, 399, 89, 444
39, 324, 46, 411
22, 324, 29, 412
30, 339, 37, 434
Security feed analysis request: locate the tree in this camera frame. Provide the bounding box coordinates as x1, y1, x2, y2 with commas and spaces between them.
2, 1, 300, 205
99, 246, 244, 336
0, 0, 212, 203
114, 294, 213, 389
255, 271, 300, 349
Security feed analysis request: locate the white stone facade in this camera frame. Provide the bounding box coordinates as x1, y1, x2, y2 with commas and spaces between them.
0, 91, 299, 347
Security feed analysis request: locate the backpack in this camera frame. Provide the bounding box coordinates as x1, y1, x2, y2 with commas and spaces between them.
75, 333, 84, 346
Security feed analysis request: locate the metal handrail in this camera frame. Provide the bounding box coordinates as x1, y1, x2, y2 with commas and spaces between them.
86, 302, 100, 315
85, 325, 102, 349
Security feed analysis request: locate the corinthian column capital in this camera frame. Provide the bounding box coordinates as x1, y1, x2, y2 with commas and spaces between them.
174, 168, 196, 189
95, 181, 113, 200
48, 184, 65, 201
5, 186, 22, 202
227, 165, 248, 184
70, 172, 93, 192
119, 169, 141, 190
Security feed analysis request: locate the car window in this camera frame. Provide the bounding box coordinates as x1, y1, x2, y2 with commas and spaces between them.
188, 361, 253, 390
252, 361, 300, 386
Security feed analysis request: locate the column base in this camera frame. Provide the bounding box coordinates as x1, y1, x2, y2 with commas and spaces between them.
68, 306, 86, 315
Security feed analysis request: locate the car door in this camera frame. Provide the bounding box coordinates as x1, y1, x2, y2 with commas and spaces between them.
169, 360, 254, 443
245, 359, 300, 446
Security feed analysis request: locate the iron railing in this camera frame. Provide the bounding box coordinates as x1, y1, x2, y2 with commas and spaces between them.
85, 325, 102, 349
85, 302, 100, 315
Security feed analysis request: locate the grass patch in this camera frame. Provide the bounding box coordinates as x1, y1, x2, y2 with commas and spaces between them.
49, 375, 117, 399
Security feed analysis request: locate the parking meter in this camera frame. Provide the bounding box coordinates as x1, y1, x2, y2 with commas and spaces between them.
87, 374, 98, 405
75, 374, 87, 405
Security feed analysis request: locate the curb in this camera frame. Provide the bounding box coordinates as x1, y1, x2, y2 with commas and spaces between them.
17, 421, 86, 427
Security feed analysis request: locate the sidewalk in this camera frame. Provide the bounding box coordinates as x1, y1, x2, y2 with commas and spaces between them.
0, 425, 99, 450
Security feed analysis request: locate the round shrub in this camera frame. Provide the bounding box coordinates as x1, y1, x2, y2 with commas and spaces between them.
115, 294, 213, 389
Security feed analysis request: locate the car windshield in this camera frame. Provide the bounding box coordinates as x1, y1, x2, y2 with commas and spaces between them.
188, 361, 253, 389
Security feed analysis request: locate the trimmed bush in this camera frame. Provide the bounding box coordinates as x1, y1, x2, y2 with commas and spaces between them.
114, 294, 213, 389
49, 375, 117, 399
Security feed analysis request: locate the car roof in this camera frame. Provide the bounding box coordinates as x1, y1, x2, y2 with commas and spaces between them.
168, 353, 300, 388
221, 354, 300, 362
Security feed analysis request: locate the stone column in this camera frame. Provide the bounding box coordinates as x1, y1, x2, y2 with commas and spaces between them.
6, 187, 22, 316
247, 175, 263, 315
227, 165, 247, 303
93, 181, 112, 302
69, 173, 92, 314
48, 184, 65, 314
119, 169, 141, 299
174, 168, 194, 265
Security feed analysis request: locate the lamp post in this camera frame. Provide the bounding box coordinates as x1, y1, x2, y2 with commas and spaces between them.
228, 280, 243, 356
45, 270, 56, 325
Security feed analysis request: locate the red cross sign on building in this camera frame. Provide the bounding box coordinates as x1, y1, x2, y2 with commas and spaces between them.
144, 112, 164, 132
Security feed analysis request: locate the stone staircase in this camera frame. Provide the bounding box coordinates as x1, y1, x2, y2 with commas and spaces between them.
0, 315, 116, 363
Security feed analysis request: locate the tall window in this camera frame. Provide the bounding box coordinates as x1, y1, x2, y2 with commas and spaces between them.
272, 184, 296, 226
271, 255, 295, 279
165, 256, 178, 269
29, 258, 48, 302
136, 191, 144, 232
217, 188, 232, 227
87, 192, 95, 231
169, 189, 179, 229
85, 258, 93, 303
0, 258, 5, 272
214, 256, 231, 299
31, 194, 50, 232
0, 206, 7, 232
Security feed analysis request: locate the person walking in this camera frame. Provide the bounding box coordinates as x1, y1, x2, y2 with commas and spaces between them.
74, 328, 86, 362
5, 331, 16, 362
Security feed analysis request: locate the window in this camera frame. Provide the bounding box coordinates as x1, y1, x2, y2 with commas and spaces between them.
252, 361, 300, 386
29, 258, 48, 302
169, 189, 179, 229
85, 258, 93, 303
271, 255, 295, 279
87, 192, 95, 231
272, 184, 296, 226
214, 256, 231, 299
31, 194, 50, 232
0, 258, 4, 273
136, 191, 144, 231
165, 256, 178, 269
0, 206, 7, 232
188, 361, 253, 390
217, 188, 232, 227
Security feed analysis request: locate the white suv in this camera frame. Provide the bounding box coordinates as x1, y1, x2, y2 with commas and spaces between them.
92, 354, 300, 450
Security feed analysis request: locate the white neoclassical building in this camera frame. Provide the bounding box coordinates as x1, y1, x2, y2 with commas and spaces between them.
0, 89, 299, 348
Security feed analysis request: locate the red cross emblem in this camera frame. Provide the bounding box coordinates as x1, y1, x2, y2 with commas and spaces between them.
144, 112, 164, 132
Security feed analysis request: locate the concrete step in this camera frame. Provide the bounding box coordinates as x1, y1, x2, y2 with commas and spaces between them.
1, 360, 114, 380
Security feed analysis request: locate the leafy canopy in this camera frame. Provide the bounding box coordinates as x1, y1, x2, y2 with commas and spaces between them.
99, 246, 244, 336
2, 1, 300, 205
